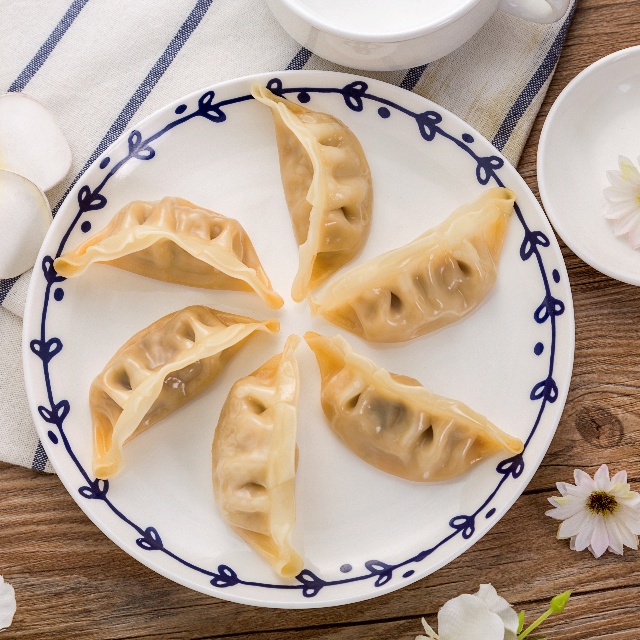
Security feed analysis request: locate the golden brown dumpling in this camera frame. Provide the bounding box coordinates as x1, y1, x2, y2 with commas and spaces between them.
54, 197, 283, 308
309, 188, 515, 342
212, 335, 303, 578
252, 85, 373, 302
91, 306, 279, 479
305, 332, 523, 482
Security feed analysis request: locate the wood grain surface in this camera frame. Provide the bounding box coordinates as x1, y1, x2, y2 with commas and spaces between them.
2, 1, 640, 637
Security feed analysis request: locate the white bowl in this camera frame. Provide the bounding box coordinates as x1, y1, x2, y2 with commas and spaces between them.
267, 0, 570, 71
538, 46, 640, 286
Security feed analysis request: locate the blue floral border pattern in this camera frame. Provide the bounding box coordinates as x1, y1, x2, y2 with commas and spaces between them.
31, 77, 565, 598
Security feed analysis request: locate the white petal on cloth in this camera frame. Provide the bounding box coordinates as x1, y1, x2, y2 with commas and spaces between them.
0, 0, 577, 472
0, 576, 16, 631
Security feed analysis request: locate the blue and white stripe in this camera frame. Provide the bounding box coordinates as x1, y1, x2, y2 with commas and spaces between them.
0, 0, 577, 472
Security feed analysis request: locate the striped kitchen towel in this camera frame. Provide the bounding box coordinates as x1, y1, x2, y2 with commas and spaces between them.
0, 0, 577, 473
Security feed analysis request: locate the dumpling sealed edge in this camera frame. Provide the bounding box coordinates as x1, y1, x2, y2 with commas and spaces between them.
212, 334, 303, 578
54, 197, 284, 308
305, 332, 523, 482
252, 85, 373, 302
91, 305, 279, 479
309, 188, 516, 342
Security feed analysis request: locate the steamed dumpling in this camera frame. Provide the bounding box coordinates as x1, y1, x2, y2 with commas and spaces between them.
91, 306, 279, 479
252, 85, 373, 302
309, 188, 515, 342
305, 332, 523, 482
213, 335, 303, 578
54, 197, 284, 308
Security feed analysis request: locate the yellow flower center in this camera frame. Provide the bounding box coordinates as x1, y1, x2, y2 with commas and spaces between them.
587, 490, 618, 516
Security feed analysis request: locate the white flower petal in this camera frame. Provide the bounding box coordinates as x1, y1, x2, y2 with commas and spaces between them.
557, 509, 590, 539
574, 514, 597, 551
603, 184, 640, 202
604, 516, 624, 555
418, 617, 439, 640
617, 504, 640, 534
438, 595, 505, 640
589, 517, 610, 558
574, 469, 596, 490
609, 483, 633, 498
612, 470, 628, 485
476, 584, 519, 640
612, 212, 640, 236
618, 156, 640, 184
0, 577, 16, 631
594, 465, 612, 491
546, 501, 585, 521
614, 519, 639, 550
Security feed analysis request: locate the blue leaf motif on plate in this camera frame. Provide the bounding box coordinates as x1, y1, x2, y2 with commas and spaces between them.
127, 129, 155, 160
341, 81, 368, 112
197, 91, 226, 123
534, 295, 565, 324
450, 514, 476, 539
364, 560, 394, 587
296, 569, 326, 598
42, 256, 65, 284
520, 229, 550, 261
530, 376, 559, 403
415, 110, 442, 141
77, 185, 107, 213
79, 478, 109, 500
475, 155, 504, 185
266, 77, 283, 95
30, 337, 62, 363
210, 565, 240, 588
38, 400, 69, 425
496, 454, 525, 479
136, 527, 164, 551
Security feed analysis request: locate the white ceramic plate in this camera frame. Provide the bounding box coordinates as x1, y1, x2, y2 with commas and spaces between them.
23, 71, 574, 608
538, 46, 640, 285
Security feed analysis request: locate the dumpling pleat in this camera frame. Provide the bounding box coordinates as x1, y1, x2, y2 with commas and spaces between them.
212, 335, 303, 578
54, 197, 284, 308
309, 188, 516, 342
305, 332, 523, 483
91, 306, 279, 479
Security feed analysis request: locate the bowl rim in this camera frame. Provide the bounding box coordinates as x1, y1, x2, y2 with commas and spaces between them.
272, 0, 481, 43
537, 45, 640, 286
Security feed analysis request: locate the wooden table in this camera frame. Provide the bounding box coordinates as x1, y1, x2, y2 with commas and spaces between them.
2, 1, 640, 637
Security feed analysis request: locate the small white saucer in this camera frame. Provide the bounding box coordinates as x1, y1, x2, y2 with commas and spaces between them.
538, 46, 640, 285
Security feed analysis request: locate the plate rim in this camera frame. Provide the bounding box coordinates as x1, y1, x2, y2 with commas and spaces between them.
537, 44, 640, 287
23, 69, 575, 608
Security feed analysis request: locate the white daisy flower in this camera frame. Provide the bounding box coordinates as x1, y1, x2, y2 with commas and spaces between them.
603, 155, 640, 248
0, 575, 16, 631
546, 464, 640, 558
416, 584, 519, 640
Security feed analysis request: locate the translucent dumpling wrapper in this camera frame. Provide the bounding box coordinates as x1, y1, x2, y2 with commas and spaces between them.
54, 197, 283, 308
252, 85, 373, 302
212, 335, 303, 578
309, 188, 516, 342
305, 332, 523, 482
91, 305, 279, 479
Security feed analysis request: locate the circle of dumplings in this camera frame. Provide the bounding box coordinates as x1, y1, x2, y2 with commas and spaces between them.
30, 77, 566, 601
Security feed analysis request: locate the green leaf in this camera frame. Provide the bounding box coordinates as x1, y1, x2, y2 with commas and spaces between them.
517, 611, 526, 633
550, 590, 571, 614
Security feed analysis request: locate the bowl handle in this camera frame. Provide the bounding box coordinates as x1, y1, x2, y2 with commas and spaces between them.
499, 0, 570, 23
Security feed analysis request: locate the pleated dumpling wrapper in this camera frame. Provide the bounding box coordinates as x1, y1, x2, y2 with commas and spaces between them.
309, 188, 516, 342
91, 306, 279, 479
54, 197, 283, 308
252, 85, 373, 302
212, 335, 303, 578
305, 332, 523, 482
